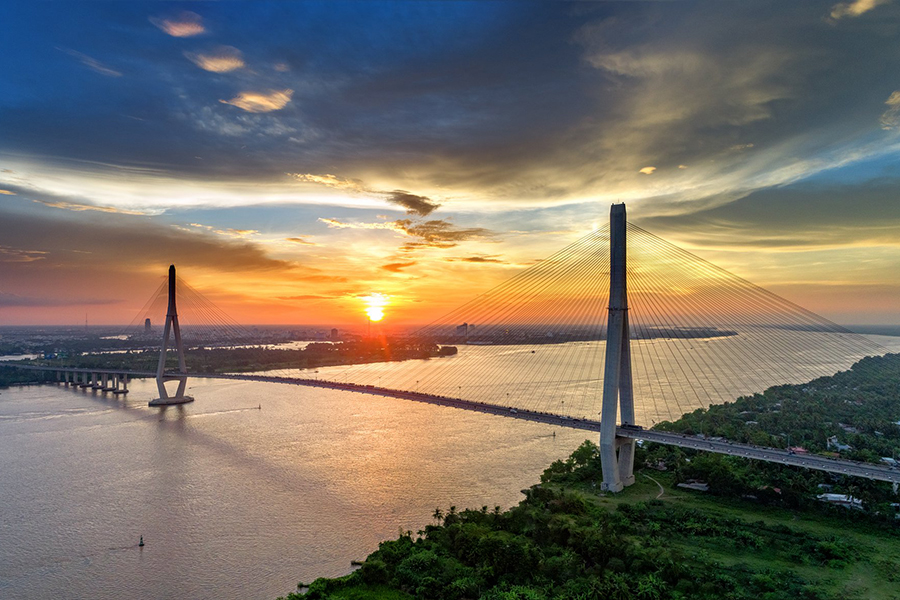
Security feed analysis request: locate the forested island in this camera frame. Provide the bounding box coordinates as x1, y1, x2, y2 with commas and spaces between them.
284, 354, 900, 600
0, 340, 458, 387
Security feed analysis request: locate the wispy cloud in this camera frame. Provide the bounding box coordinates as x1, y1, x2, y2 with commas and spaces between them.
291, 173, 440, 216
33, 199, 146, 215
150, 11, 205, 37
277, 294, 337, 301
220, 89, 294, 113
185, 46, 245, 73
318, 217, 403, 232
291, 173, 366, 193
57, 48, 121, 77
318, 217, 492, 250
0, 245, 47, 263
0, 189, 15, 195
381, 261, 416, 272
881, 91, 900, 130
188, 223, 258, 238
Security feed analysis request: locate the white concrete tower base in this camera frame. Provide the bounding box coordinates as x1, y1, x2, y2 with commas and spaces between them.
151, 265, 194, 407
599, 203, 636, 492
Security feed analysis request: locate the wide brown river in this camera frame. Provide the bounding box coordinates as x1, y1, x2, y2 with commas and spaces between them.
0, 376, 588, 599
3, 335, 899, 599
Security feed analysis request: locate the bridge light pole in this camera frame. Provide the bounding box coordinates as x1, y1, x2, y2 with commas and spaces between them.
150, 265, 194, 407
599, 203, 636, 492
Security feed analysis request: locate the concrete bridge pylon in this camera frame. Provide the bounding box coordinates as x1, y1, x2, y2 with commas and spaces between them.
149, 265, 194, 407
599, 203, 636, 492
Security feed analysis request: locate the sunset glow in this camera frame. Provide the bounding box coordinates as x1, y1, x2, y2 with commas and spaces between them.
361, 293, 389, 322
1, 1, 899, 327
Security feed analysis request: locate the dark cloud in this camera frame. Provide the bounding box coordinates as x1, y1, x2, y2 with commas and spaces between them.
395, 219, 492, 250
637, 179, 900, 249
6, 0, 899, 216
385, 191, 440, 216
0, 198, 335, 291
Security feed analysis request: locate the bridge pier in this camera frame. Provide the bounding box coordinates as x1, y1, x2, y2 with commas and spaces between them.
150, 265, 193, 407
100, 373, 115, 392
78, 372, 91, 388
600, 203, 636, 492
113, 373, 129, 395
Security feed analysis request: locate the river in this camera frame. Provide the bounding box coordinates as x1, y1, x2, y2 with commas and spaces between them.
0, 376, 588, 599
3, 335, 899, 599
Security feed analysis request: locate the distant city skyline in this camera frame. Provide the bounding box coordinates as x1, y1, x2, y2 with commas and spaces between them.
2, 1, 899, 325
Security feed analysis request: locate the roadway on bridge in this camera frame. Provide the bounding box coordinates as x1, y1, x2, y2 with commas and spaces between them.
11, 364, 900, 485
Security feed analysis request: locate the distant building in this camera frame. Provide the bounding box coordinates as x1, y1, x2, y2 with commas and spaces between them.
456, 323, 468, 339
331, 328, 339, 340
817, 493, 863, 510
144, 318, 152, 332
827, 436, 853, 452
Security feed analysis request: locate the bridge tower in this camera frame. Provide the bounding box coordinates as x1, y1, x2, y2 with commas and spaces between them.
599, 203, 636, 492
149, 265, 194, 406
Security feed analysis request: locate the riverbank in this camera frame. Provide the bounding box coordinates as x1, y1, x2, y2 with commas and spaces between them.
286, 354, 900, 599
285, 444, 899, 600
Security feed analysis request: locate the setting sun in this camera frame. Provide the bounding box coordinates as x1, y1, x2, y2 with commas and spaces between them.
361, 293, 389, 322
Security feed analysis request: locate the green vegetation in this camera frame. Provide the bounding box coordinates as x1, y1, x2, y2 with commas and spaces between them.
282, 354, 900, 600
646, 353, 900, 513
281, 441, 900, 600
1, 340, 457, 387
0, 368, 53, 388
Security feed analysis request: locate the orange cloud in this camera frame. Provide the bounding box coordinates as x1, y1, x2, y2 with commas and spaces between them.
151, 11, 205, 37
285, 237, 316, 245
0, 189, 15, 195
220, 89, 293, 113
446, 255, 506, 264
381, 261, 417, 272
830, 0, 890, 19
186, 46, 245, 72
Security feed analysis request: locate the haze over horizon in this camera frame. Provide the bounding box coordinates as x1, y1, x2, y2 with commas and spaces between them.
2, 1, 900, 327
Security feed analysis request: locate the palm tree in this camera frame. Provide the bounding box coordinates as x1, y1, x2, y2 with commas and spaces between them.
432, 507, 444, 524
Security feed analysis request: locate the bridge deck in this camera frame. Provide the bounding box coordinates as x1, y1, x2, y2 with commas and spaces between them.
9, 364, 900, 484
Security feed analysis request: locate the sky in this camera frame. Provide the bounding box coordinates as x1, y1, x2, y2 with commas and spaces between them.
1, 0, 899, 327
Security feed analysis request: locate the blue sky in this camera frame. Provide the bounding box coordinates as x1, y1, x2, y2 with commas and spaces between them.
1, 0, 899, 325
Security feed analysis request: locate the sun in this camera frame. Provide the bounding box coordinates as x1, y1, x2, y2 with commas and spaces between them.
360, 293, 389, 322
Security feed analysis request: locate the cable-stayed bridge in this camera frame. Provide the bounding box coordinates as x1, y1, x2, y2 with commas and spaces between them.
7, 204, 899, 489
